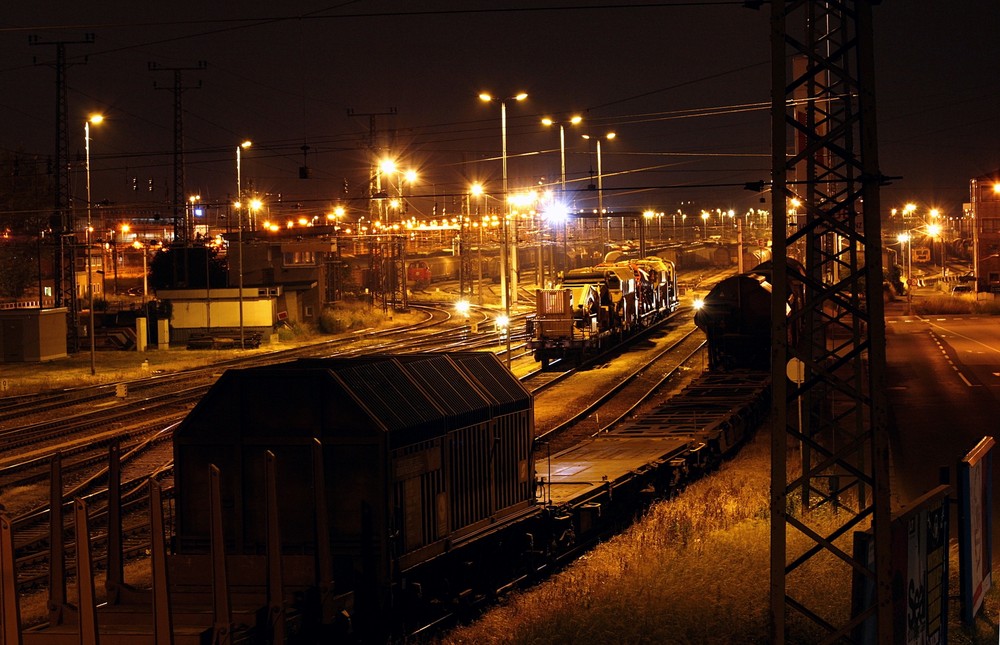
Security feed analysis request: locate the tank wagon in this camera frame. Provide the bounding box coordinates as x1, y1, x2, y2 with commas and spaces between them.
693, 260, 804, 371
526, 256, 679, 367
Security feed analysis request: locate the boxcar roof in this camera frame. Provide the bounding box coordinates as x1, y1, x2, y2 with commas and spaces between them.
175, 352, 527, 447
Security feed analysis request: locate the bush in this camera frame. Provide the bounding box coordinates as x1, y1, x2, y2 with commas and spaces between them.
318, 300, 387, 334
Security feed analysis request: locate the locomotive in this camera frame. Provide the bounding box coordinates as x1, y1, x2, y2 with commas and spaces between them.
526, 255, 680, 367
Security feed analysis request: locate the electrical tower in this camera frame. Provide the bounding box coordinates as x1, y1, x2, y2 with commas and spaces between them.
29, 34, 93, 352
769, 1, 891, 643
348, 107, 397, 224
149, 61, 206, 245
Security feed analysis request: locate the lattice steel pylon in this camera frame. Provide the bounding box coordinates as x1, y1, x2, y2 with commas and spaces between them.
768, 1, 892, 643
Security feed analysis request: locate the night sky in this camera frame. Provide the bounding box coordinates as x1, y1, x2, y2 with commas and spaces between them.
1, 1, 997, 222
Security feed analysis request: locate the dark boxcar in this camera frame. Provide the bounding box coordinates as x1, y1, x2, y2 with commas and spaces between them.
173, 352, 533, 638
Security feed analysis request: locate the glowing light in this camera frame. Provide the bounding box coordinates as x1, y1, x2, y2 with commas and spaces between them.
693, 298, 705, 310
455, 299, 471, 317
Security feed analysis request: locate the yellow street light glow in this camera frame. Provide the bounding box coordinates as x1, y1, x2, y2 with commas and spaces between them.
929, 208, 940, 219
121, 223, 130, 233
606, 131, 616, 140
249, 198, 263, 211
643, 210, 655, 219
496, 314, 510, 329
897, 233, 910, 243
927, 223, 941, 236
478, 92, 493, 102
514, 92, 528, 101
455, 299, 471, 317
88, 114, 104, 125
189, 194, 200, 203
241, 140, 252, 149
993, 183, 1000, 194
541, 117, 554, 126
404, 169, 418, 183
470, 182, 484, 196
334, 206, 346, 217
379, 158, 397, 174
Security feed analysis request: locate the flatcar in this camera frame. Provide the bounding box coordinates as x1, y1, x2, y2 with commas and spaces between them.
526, 256, 679, 367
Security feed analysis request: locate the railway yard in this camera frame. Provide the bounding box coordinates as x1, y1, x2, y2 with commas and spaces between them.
0, 262, 752, 641
1, 266, 998, 643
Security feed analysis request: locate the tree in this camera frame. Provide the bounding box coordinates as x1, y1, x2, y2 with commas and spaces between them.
0, 240, 39, 299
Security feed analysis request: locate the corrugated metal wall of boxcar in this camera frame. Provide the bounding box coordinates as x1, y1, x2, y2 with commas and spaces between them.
493, 411, 533, 511
448, 421, 493, 529
392, 438, 446, 553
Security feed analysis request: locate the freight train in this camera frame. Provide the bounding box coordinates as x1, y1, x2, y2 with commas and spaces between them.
526, 255, 680, 367
19, 281, 771, 644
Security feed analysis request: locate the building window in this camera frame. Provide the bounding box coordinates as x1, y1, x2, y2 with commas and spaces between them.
283, 251, 316, 266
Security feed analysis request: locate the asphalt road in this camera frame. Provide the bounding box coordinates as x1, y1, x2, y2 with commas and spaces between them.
884, 301, 1000, 557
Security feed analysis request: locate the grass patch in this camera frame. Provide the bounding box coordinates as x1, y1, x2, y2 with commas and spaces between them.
438, 434, 1000, 644
914, 294, 1000, 316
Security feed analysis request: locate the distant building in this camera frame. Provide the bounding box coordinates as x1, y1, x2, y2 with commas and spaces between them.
970, 171, 1000, 293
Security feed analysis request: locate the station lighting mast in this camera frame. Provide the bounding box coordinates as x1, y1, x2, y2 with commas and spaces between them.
767, 1, 892, 643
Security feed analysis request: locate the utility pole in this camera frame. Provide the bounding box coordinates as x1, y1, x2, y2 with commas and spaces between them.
149, 61, 206, 246
768, 1, 892, 643
348, 107, 399, 307
30, 34, 94, 353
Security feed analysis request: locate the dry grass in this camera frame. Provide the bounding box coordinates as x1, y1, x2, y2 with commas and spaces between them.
438, 434, 1000, 644
914, 294, 1000, 316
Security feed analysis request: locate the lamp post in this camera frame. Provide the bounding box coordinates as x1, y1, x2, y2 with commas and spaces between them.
542, 115, 581, 272
480, 91, 527, 370
582, 132, 615, 250
471, 183, 486, 305
897, 233, 912, 314
85, 114, 103, 375
236, 140, 251, 349
132, 241, 148, 305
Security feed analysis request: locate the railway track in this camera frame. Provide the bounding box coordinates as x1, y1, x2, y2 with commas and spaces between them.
3, 302, 707, 631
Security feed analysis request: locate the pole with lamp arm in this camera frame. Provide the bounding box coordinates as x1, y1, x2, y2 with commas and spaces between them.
582, 132, 615, 254
542, 115, 581, 272
236, 140, 251, 349
897, 233, 912, 315
480, 92, 527, 370
85, 114, 103, 376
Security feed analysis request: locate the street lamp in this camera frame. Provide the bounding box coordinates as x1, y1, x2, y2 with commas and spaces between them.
85, 114, 103, 376
480, 91, 527, 369
896, 233, 912, 314
132, 241, 148, 305
700, 211, 710, 240
236, 140, 251, 349
927, 222, 945, 282
542, 115, 581, 271
582, 131, 615, 249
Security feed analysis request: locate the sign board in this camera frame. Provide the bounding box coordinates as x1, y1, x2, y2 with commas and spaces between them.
852, 485, 949, 645
912, 247, 931, 264
786, 357, 805, 384
959, 436, 995, 625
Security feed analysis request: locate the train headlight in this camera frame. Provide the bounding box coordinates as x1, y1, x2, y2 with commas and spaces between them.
496, 314, 510, 329
693, 298, 705, 310
455, 299, 471, 318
